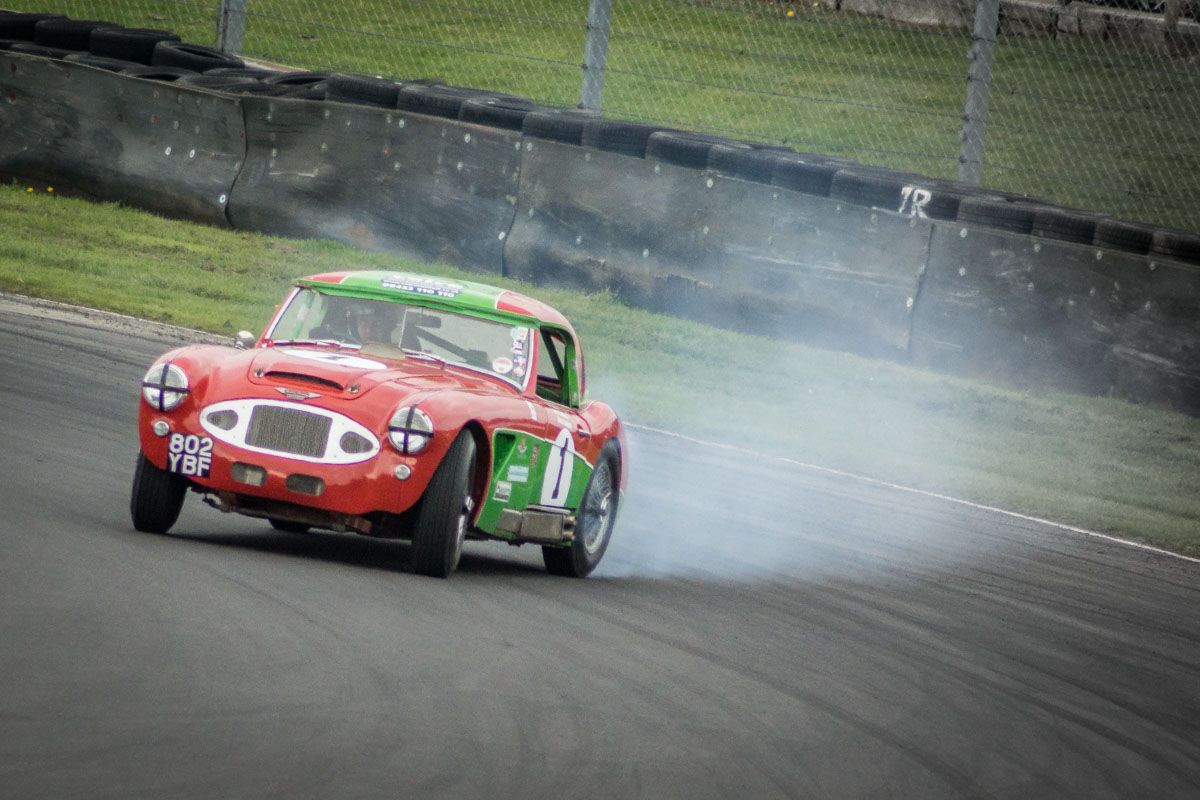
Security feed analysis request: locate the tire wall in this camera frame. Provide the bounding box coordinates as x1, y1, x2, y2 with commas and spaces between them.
228, 97, 521, 271
2, 49, 1198, 413
0, 53, 243, 225
912, 224, 1200, 413
506, 140, 930, 355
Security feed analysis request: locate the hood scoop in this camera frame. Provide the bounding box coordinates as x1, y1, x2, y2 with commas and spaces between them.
262, 370, 345, 392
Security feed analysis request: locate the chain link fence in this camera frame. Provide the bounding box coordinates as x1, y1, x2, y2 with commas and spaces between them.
6, 0, 1199, 230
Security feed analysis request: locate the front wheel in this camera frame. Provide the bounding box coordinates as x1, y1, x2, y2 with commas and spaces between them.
410, 430, 477, 578
544, 441, 619, 578
130, 452, 186, 534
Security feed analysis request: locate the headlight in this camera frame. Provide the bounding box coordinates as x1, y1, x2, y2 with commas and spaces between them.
388, 407, 434, 454
141, 363, 190, 411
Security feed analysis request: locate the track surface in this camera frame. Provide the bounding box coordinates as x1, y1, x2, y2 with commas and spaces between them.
1, 299, 1198, 799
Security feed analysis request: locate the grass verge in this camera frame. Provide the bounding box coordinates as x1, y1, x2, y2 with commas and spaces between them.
2, 183, 1198, 555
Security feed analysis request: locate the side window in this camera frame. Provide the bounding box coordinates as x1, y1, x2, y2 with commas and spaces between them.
537, 329, 582, 407
536, 329, 568, 405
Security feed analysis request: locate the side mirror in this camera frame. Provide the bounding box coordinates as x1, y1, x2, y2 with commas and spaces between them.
234, 330, 256, 350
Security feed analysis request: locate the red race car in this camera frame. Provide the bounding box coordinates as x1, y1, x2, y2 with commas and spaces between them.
131, 271, 627, 578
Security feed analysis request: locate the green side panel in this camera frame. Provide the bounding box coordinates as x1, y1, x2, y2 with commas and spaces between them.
561, 452, 592, 508
475, 428, 594, 538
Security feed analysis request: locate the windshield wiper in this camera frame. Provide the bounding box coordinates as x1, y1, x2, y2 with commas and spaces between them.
403, 348, 448, 367
272, 339, 361, 350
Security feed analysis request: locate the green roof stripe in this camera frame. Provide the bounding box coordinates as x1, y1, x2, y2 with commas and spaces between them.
297, 272, 540, 327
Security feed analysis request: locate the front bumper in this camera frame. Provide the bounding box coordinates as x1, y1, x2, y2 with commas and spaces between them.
138, 409, 431, 518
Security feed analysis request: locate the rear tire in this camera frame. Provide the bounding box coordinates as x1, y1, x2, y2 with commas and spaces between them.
410, 430, 477, 578
130, 452, 186, 534
544, 441, 619, 578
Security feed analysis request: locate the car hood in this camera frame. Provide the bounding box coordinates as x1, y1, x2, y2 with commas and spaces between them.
231, 346, 498, 402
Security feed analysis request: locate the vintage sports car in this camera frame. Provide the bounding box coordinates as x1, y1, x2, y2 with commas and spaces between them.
131, 271, 627, 578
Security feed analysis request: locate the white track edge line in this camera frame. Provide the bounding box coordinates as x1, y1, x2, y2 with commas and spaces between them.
627, 423, 1200, 567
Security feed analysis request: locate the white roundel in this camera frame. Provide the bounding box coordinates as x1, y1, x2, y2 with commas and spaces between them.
540, 428, 576, 507
280, 349, 386, 370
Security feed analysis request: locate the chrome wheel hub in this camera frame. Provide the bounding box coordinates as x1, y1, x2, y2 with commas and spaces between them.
581, 463, 614, 556
451, 495, 474, 567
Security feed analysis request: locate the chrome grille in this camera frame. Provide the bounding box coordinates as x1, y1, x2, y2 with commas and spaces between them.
246, 406, 331, 458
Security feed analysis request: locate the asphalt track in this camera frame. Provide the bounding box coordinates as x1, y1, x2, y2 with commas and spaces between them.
1, 297, 1198, 799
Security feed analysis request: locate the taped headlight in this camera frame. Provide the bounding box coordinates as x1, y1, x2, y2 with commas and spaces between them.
339, 431, 373, 455
141, 363, 189, 412
387, 407, 434, 454
206, 409, 238, 431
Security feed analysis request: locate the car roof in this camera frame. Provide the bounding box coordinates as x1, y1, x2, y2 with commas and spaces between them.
298, 271, 574, 332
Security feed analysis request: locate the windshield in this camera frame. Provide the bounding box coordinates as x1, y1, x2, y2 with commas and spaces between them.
268, 288, 534, 386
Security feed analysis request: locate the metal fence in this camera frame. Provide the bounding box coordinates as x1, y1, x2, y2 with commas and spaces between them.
7, 0, 1200, 230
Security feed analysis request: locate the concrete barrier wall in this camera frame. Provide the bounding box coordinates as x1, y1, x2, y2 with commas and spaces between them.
0, 55, 243, 226
507, 139, 931, 356
228, 96, 521, 272
912, 221, 1200, 411
913, 224, 1125, 396
2, 49, 1197, 414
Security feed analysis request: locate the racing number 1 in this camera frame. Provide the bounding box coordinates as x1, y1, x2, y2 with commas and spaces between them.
540, 428, 575, 506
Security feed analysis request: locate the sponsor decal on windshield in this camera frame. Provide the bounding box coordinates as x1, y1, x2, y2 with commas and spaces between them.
510, 327, 529, 378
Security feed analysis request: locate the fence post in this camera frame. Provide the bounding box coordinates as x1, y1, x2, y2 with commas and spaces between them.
958, 0, 1000, 185
1165, 0, 1181, 32
216, 0, 247, 54
579, 0, 612, 111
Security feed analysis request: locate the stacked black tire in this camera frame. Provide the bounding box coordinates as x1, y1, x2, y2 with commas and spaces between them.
3, 9, 1196, 264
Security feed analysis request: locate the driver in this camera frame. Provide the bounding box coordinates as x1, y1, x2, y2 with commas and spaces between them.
346, 303, 395, 346
312, 301, 395, 346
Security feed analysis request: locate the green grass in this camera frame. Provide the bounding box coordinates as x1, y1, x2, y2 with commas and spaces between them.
9, 0, 1199, 229
3, 184, 1198, 555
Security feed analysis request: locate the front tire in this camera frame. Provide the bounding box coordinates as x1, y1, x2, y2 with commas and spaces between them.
410, 430, 477, 578
544, 441, 619, 578
130, 452, 186, 534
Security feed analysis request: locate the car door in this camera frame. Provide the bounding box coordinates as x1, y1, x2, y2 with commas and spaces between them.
531, 326, 592, 509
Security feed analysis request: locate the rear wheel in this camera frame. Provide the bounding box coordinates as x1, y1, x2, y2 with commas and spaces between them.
544, 441, 619, 578
410, 430, 477, 578
130, 452, 186, 534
